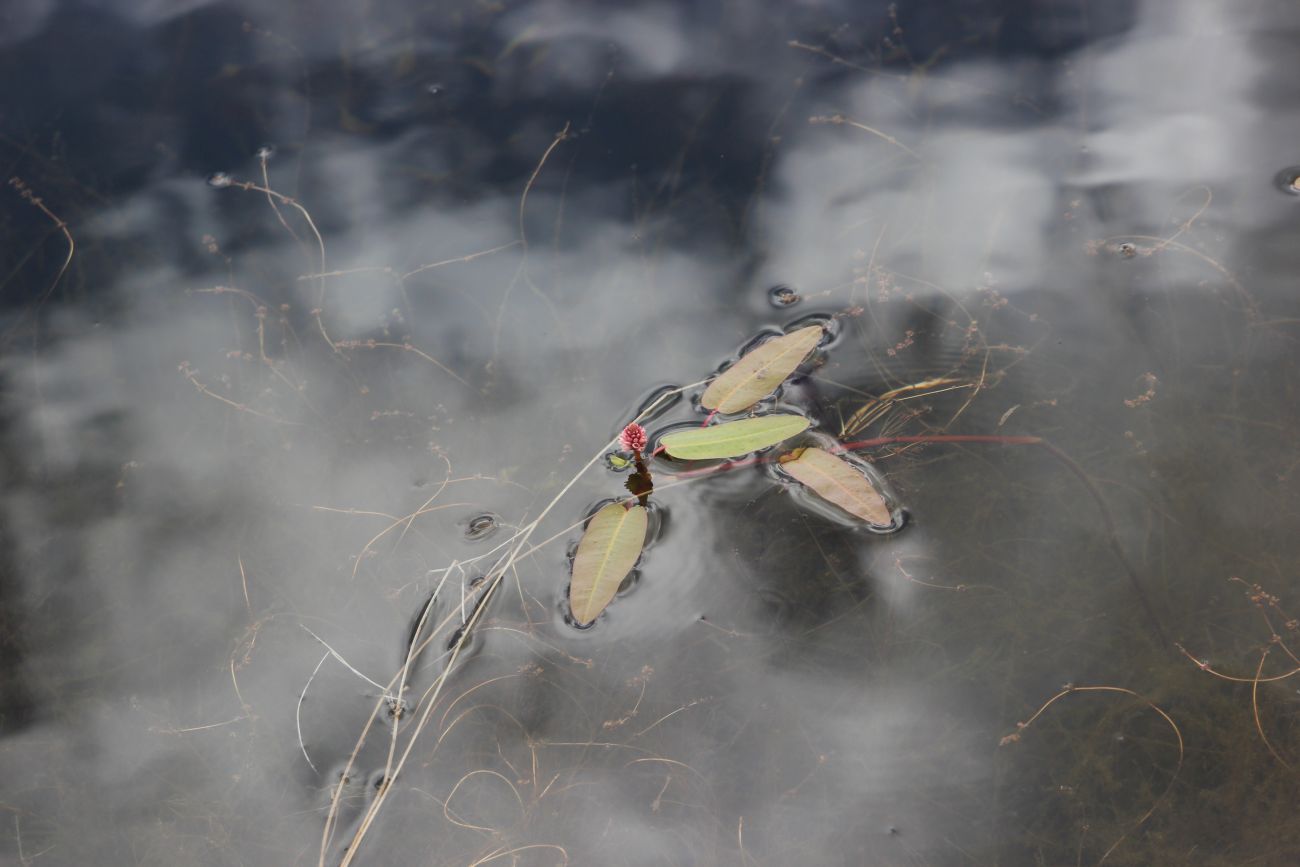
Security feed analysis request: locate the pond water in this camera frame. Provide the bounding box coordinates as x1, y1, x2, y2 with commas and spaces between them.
3, 0, 1300, 864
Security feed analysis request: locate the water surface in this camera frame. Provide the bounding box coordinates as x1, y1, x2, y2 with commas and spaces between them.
2, 0, 1300, 864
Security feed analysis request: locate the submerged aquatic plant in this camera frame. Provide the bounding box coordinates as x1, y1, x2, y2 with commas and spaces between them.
699, 324, 823, 414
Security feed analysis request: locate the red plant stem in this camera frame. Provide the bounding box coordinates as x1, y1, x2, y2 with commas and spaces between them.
701, 410, 718, 427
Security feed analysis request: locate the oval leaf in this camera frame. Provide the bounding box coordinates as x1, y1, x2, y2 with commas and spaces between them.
661, 414, 811, 460
569, 503, 648, 626
780, 447, 892, 526
702, 325, 823, 414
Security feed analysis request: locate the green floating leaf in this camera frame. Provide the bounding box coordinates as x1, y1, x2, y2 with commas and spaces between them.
780, 446, 892, 526
661, 414, 811, 460
569, 503, 648, 626
702, 325, 823, 414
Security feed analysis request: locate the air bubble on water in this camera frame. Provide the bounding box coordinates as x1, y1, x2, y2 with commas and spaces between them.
768, 284, 801, 308
206, 172, 232, 188
426, 83, 444, 96
464, 513, 499, 540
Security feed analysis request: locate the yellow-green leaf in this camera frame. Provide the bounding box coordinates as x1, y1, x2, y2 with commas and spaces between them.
569, 503, 648, 626
702, 325, 823, 413
780, 447, 892, 526
661, 415, 811, 460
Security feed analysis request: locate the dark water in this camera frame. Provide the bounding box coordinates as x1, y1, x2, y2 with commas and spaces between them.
3, 1, 1300, 864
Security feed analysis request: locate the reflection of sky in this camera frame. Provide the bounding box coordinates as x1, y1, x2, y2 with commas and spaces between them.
2, 0, 1297, 863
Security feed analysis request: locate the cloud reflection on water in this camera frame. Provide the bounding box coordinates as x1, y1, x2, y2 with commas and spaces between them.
2, 0, 1297, 863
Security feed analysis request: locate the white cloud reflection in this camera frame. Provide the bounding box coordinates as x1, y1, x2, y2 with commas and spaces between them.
0, 0, 1285, 862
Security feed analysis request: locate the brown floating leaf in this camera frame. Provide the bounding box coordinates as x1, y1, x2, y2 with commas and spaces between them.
568, 503, 648, 626
781, 446, 892, 526
701, 325, 823, 414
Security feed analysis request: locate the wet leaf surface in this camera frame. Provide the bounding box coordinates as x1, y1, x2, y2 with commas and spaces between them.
660, 414, 811, 460
780, 446, 892, 526
569, 503, 648, 626
701, 325, 823, 413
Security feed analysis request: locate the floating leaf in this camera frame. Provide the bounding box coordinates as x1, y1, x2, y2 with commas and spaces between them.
660, 414, 811, 460
569, 503, 648, 626
780, 446, 892, 526
702, 325, 823, 414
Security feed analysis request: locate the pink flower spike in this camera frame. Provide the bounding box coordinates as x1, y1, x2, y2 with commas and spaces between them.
619, 422, 648, 454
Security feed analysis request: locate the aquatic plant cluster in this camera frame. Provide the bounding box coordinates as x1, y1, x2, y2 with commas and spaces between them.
569, 322, 904, 627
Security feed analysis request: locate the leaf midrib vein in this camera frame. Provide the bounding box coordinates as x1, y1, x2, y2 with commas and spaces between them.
577, 509, 636, 617
795, 452, 884, 519
714, 341, 805, 410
